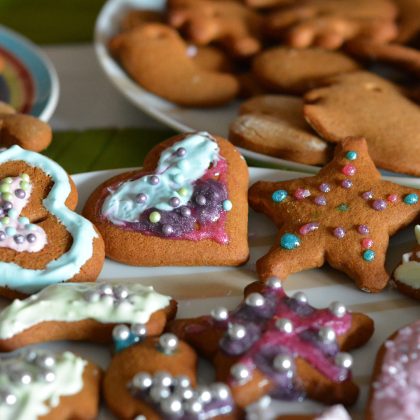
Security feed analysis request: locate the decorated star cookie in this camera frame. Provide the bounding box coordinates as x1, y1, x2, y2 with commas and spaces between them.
366, 320, 420, 420
0, 146, 105, 299
393, 225, 420, 301
249, 137, 420, 292
104, 332, 238, 419
83, 132, 249, 266
0, 282, 176, 351
0, 349, 100, 420
170, 279, 374, 408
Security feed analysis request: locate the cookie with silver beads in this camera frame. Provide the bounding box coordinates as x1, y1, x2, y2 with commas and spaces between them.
170, 278, 374, 408
0, 348, 101, 420
0, 282, 177, 351
83, 132, 249, 267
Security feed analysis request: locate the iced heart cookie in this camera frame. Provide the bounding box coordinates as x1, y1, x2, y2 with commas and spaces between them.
252, 47, 360, 94
0, 282, 176, 351
393, 225, 420, 301
109, 23, 239, 107
248, 137, 420, 292
83, 132, 249, 266
366, 320, 420, 420
0, 349, 100, 420
0, 146, 104, 299
229, 95, 331, 165
170, 279, 374, 408
304, 71, 420, 176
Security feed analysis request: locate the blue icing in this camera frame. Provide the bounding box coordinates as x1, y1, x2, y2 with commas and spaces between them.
280, 233, 300, 250
272, 190, 288, 203
404, 193, 419, 205
0, 146, 98, 294
102, 132, 220, 224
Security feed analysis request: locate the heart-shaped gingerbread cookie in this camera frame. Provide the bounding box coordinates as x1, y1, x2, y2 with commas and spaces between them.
0, 146, 105, 299
83, 132, 249, 266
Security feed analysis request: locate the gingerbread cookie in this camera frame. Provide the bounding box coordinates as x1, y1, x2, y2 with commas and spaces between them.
0, 101, 52, 152
0, 145, 105, 299
366, 320, 420, 420
0, 282, 176, 351
393, 225, 420, 301
187, 45, 233, 73
167, 0, 263, 57
249, 137, 420, 292
83, 132, 249, 266
252, 47, 360, 94
229, 95, 331, 165
105, 333, 237, 419
0, 349, 100, 420
345, 39, 420, 77
109, 24, 239, 107
170, 279, 374, 408
265, 0, 398, 49
304, 71, 420, 176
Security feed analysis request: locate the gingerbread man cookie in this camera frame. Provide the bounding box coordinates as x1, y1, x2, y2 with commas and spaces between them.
171, 279, 374, 408
249, 137, 420, 292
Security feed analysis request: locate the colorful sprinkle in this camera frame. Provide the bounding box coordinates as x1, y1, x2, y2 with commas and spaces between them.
7, 209, 17, 219
223, 200, 233, 211
345, 151, 358, 161
0, 184, 10, 193
341, 179, 352, 189
362, 238, 373, 249
358, 225, 369, 235
314, 196, 327, 206
372, 199, 387, 211
280, 233, 301, 250
18, 217, 29, 225
363, 249, 375, 262
149, 211, 161, 223
3, 177, 12, 184
20, 173, 30, 182
319, 183, 331, 193
333, 227, 346, 239
178, 187, 188, 197
362, 191, 373, 200
387, 194, 398, 203
272, 190, 288, 203
5, 227, 16, 236
294, 188, 311, 200
2, 193, 12, 201
336, 203, 349, 212
342, 164, 356, 177
403, 193, 419, 205
1, 217, 9, 225
20, 181, 29, 191
299, 222, 320, 235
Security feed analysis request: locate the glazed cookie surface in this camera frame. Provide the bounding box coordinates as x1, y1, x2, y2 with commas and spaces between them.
83, 132, 249, 266
248, 137, 420, 292
0, 146, 105, 298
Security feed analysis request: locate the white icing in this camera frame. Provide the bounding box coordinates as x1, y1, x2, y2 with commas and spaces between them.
0, 351, 86, 420
0, 282, 171, 339
315, 405, 352, 420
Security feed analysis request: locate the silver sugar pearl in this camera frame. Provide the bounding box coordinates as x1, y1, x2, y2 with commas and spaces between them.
195, 194, 206, 206
83, 290, 100, 303
183, 397, 203, 414
112, 324, 130, 342
181, 207, 191, 217
113, 285, 129, 300
132, 372, 153, 390
98, 284, 113, 296
227, 323, 246, 340
175, 386, 194, 400
161, 396, 183, 415
162, 224, 174, 236
230, 363, 251, 383
135, 193, 148, 204
175, 375, 191, 389
131, 323, 147, 338
39, 369, 56, 383
210, 383, 231, 400
273, 354, 294, 373
196, 386, 212, 404
329, 301, 347, 318
149, 385, 171, 402
275, 318, 294, 334
158, 333, 179, 354
36, 354, 56, 369
293, 291, 308, 304
245, 292, 265, 308
10, 369, 32, 385
169, 197, 181, 208
266, 276, 282, 289
0, 389, 17, 406
149, 175, 160, 185
153, 371, 173, 388
318, 326, 336, 343
176, 147, 187, 157
210, 306, 229, 322
335, 352, 353, 369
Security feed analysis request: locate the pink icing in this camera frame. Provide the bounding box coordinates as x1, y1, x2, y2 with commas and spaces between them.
371, 320, 420, 420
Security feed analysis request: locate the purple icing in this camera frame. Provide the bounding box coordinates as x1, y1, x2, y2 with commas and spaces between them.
314, 196, 327, 206
341, 179, 352, 189
362, 191, 373, 200
358, 225, 369, 235
319, 183, 331, 193
333, 227, 346, 239
372, 199, 387, 211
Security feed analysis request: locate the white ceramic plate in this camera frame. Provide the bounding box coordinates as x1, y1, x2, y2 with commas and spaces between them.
1, 166, 419, 419
0, 25, 59, 121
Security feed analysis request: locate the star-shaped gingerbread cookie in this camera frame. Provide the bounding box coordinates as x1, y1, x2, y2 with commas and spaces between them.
249, 137, 420, 292
170, 279, 374, 408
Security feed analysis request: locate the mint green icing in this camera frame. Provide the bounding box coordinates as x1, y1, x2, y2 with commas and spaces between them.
102, 132, 220, 224
0, 146, 98, 294
0, 351, 86, 420
0, 282, 171, 339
